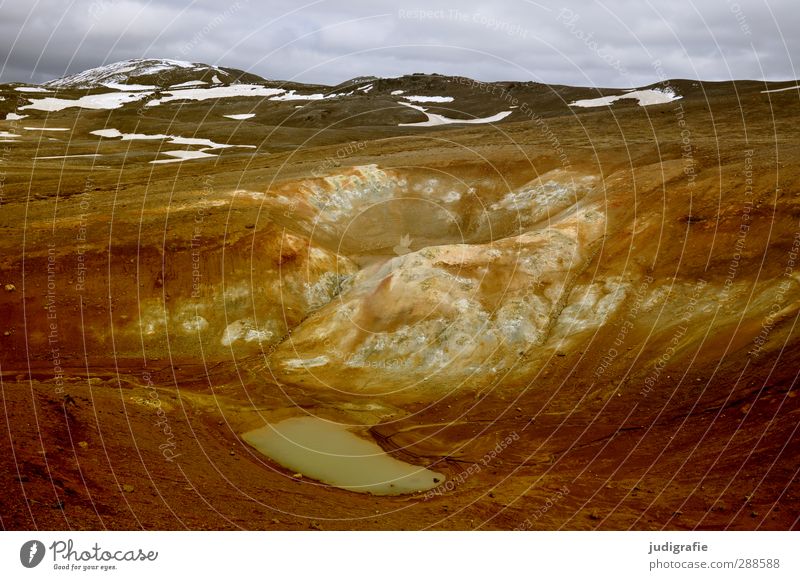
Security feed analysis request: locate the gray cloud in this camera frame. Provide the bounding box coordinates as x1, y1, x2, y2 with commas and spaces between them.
1, 0, 798, 86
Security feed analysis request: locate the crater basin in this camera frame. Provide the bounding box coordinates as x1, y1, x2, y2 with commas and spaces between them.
242, 416, 444, 495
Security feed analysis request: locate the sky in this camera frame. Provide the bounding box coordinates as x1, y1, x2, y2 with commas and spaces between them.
1, 0, 798, 87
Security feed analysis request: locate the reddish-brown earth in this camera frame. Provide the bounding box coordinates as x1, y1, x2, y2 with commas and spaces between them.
1, 70, 799, 529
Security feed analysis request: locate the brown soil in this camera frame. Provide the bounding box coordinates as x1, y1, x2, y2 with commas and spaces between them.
1, 76, 799, 530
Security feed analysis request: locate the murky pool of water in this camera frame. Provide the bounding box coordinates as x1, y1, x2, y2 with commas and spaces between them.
242, 416, 444, 495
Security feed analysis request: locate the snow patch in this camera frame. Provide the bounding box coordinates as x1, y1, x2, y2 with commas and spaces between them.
170, 80, 207, 88
169, 135, 236, 148
150, 150, 218, 164
399, 102, 512, 127
102, 82, 156, 91
223, 113, 255, 120
145, 84, 284, 106
91, 127, 255, 163
34, 154, 101, 160
570, 88, 681, 108
20, 92, 150, 112
270, 90, 326, 101
403, 95, 454, 103
91, 128, 167, 140
761, 84, 800, 94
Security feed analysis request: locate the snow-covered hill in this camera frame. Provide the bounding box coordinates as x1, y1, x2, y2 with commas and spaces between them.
43, 58, 266, 89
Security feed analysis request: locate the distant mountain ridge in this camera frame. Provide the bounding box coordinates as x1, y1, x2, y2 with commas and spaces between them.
43, 58, 267, 89
7, 58, 799, 135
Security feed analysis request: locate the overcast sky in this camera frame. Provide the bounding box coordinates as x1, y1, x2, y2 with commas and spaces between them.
1, 0, 798, 87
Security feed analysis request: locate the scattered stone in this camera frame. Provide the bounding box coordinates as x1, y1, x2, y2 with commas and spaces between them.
292, 472, 303, 479
122, 484, 135, 493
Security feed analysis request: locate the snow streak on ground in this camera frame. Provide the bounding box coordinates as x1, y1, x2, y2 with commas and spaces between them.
34, 154, 101, 160
91, 127, 256, 163
150, 150, 218, 164
403, 95, 454, 103
569, 88, 681, 107
101, 82, 157, 91
20, 92, 149, 111
144, 84, 284, 106
269, 90, 326, 101
398, 102, 512, 127
761, 84, 800, 94
170, 80, 207, 88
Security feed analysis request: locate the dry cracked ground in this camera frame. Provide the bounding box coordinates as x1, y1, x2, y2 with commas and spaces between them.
0, 68, 799, 530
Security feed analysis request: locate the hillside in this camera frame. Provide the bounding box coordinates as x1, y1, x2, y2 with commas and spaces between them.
43, 58, 267, 89
0, 60, 798, 531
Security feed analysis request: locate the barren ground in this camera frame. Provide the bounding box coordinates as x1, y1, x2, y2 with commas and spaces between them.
1, 76, 799, 530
